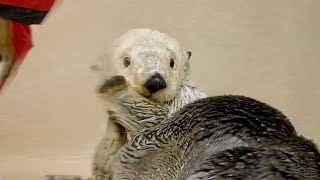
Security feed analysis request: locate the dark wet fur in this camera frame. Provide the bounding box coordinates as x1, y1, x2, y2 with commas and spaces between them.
114, 95, 320, 179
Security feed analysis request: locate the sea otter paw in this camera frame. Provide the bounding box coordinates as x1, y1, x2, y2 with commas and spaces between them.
98, 75, 128, 95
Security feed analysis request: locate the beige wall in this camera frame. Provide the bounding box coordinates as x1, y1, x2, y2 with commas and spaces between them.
1, 0, 320, 179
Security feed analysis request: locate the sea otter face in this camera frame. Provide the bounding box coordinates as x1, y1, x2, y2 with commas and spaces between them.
109, 29, 191, 103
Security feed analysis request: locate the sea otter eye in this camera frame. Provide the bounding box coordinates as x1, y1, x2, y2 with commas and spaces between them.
123, 57, 130, 67
170, 58, 174, 68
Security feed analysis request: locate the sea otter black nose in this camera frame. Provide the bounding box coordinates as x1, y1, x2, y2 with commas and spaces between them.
145, 73, 167, 93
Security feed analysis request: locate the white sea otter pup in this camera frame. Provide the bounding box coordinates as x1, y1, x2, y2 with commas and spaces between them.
92, 28, 207, 179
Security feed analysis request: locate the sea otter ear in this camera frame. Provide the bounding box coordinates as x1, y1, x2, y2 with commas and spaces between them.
187, 51, 192, 60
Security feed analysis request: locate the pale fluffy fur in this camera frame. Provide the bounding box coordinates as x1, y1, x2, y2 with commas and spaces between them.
93, 28, 206, 114
92, 28, 207, 180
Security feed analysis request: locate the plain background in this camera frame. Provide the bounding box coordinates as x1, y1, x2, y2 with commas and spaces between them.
0, 0, 319, 179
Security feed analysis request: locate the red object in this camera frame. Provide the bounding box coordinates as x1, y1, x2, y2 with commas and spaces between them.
0, 0, 55, 11
12, 23, 33, 62
0, 23, 31, 91
0, 0, 55, 92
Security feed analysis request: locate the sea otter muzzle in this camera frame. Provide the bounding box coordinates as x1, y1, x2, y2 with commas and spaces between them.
144, 73, 166, 93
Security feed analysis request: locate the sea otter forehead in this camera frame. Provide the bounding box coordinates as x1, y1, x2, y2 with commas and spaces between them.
114, 28, 184, 55
129, 45, 173, 59
113, 43, 185, 65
